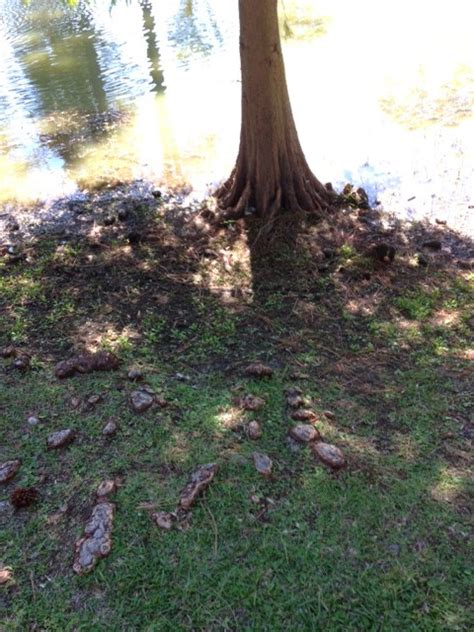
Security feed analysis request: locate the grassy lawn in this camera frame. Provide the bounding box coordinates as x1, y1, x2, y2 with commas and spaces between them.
1, 200, 472, 630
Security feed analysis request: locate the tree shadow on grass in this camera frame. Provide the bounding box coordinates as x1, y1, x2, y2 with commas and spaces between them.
241, 201, 473, 517
0, 190, 472, 629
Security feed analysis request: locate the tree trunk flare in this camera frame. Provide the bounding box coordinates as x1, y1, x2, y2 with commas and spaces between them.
215, 0, 331, 223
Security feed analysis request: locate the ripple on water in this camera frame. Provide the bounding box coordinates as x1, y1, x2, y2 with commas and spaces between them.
0, 0, 473, 234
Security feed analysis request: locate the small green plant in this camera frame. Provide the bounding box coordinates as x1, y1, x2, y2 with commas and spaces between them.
264, 291, 285, 310
142, 313, 167, 345
45, 297, 76, 324
339, 243, 356, 260
9, 307, 30, 343
395, 290, 439, 320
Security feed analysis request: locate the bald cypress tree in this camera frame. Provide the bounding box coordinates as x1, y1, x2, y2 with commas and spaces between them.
216, 0, 332, 223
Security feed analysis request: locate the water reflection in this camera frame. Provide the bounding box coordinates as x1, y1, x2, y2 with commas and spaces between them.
0, 11, 73, 199
168, 0, 223, 66
7, 0, 107, 114
0, 0, 472, 232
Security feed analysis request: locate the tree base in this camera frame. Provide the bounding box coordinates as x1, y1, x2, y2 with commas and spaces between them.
215, 159, 335, 226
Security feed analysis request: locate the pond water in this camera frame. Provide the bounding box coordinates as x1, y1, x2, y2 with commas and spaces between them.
1, 0, 473, 233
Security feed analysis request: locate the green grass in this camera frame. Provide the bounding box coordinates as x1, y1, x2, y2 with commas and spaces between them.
395, 290, 440, 320
1, 365, 472, 630
1, 217, 473, 630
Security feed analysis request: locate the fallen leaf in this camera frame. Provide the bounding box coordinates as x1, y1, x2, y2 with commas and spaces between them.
311, 442, 346, 469
291, 409, 319, 423
253, 452, 273, 477
47, 429, 76, 449
0, 567, 13, 585
73, 501, 115, 575
179, 463, 219, 510
55, 350, 119, 379
244, 363, 273, 378
96, 480, 117, 498
289, 424, 320, 443
152, 511, 175, 530
247, 421, 262, 440
239, 394, 265, 411
0, 460, 21, 484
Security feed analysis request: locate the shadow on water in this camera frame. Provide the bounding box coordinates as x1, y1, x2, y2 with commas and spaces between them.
141, 1, 165, 92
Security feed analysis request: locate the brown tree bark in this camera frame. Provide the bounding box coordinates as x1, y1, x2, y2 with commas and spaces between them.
215, 0, 332, 224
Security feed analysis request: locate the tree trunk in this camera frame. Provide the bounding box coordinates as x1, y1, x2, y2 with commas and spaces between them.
215, 0, 332, 224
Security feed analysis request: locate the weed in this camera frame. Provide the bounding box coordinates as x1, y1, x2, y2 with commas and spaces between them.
395, 289, 440, 320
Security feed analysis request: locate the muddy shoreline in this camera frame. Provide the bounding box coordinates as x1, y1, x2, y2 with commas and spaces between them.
1, 179, 472, 247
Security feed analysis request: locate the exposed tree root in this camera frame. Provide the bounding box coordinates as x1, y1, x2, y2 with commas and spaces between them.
215, 155, 334, 227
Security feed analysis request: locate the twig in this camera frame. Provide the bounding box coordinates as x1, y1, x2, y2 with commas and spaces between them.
30, 571, 36, 601
205, 505, 219, 556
